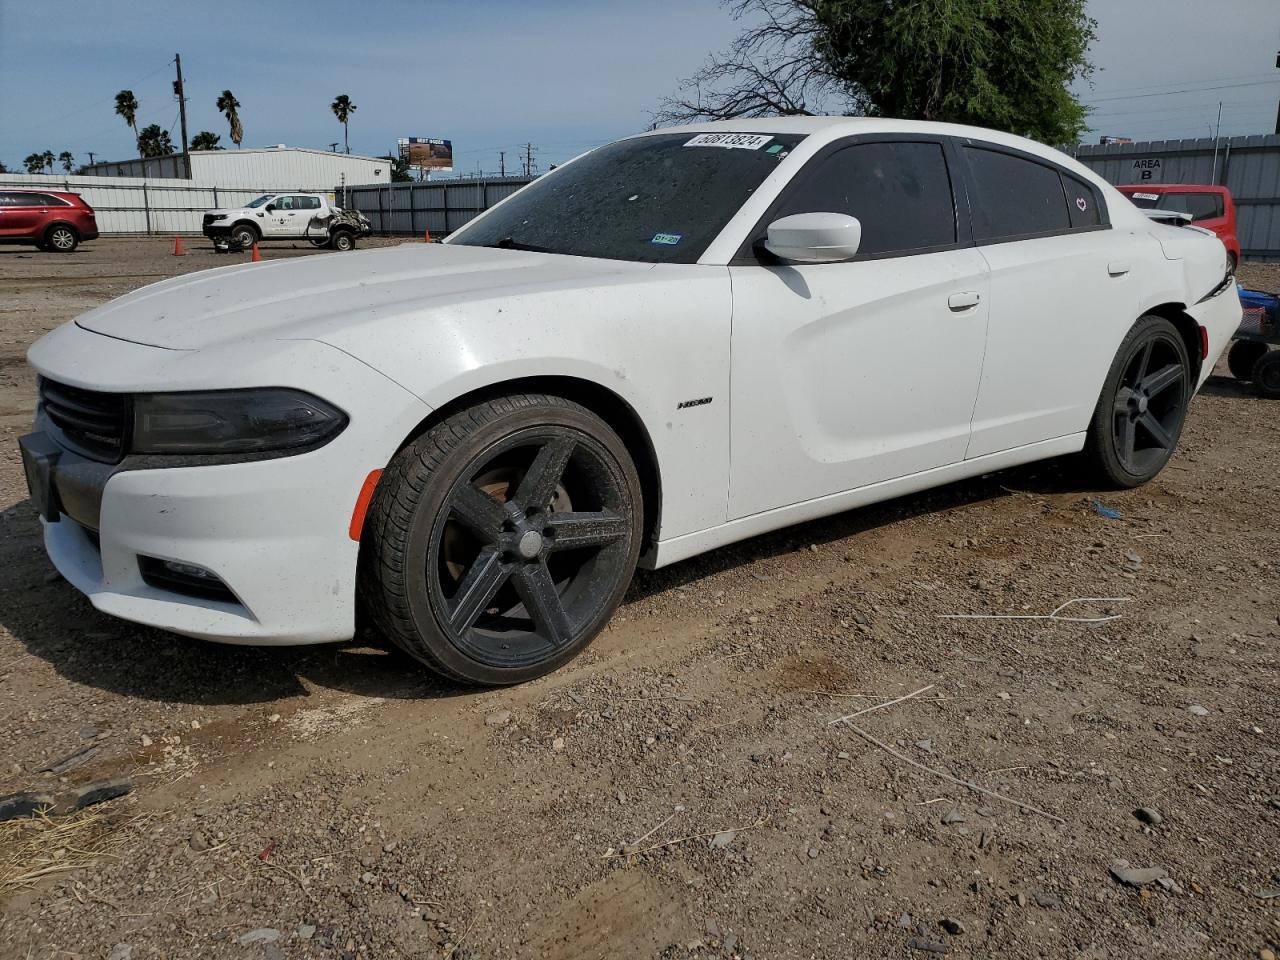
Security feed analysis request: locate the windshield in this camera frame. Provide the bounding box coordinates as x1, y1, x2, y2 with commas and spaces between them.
450, 131, 806, 264
245, 194, 274, 208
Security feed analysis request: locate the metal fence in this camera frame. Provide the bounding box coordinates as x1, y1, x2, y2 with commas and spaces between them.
0, 173, 343, 235
342, 176, 533, 237
1073, 134, 1280, 261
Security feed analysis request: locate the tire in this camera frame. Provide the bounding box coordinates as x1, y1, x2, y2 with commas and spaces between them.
330, 229, 355, 252
1253, 351, 1280, 399
358, 393, 643, 685
44, 224, 78, 253
1226, 251, 1238, 276
230, 223, 259, 248
1228, 340, 1267, 381
1083, 314, 1192, 488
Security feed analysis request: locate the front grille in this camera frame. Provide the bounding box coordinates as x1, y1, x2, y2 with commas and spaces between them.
39, 377, 129, 462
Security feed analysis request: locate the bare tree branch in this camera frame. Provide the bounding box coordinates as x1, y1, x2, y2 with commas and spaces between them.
653, 0, 865, 124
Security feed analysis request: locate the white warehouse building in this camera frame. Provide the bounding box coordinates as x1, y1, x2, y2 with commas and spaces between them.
81, 145, 391, 189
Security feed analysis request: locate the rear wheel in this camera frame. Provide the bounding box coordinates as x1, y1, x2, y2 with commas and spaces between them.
45, 225, 78, 252
359, 394, 643, 685
1253, 351, 1280, 399
1228, 340, 1267, 381
1083, 315, 1192, 488
330, 229, 355, 251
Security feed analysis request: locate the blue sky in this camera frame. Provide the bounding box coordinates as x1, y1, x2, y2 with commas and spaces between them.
1, 0, 1277, 174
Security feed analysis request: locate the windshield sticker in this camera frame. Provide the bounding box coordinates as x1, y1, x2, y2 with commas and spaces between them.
766, 143, 784, 154
684, 132, 773, 150
651, 232, 683, 246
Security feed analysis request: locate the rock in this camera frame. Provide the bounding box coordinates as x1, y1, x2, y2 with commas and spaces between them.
551, 737, 565, 752
79, 725, 101, 739
1110, 860, 1168, 886
485, 710, 512, 727
40, 745, 99, 775
915, 739, 933, 753
1134, 807, 1163, 826
65, 778, 133, 811
898, 913, 913, 928
108, 946, 132, 960
1033, 892, 1062, 909
908, 937, 949, 954
807, 846, 820, 859
189, 831, 209, 852
975, 806, 996, 818
1187, 705, 1210, 717
297, 924, 317, 941
939, 918, 965, 935
140, 735, 152, 747
383, 840, 397, 853
263, 946, 285, 960
941, 809, 967, 825
238, 928, 281, 945
0, 792, 55, 822
1259, 949, 1276, 960
709, 830, 736, 849
1013, 893, 1028, 907
704, 918, 720, 938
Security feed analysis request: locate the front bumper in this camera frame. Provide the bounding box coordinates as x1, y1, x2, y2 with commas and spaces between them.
24, 328, 432, 645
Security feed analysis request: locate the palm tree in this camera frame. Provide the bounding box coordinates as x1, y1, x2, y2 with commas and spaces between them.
23, 153, 45, 174
41, 150, 56, 174
114, 89, 140, 156
136, 124, 173, 158
58, 151, 75, 173
190, 130, 222, 151
215, 90, 243, 148
330, 94, 356, 154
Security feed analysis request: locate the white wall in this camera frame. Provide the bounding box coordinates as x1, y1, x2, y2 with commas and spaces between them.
0, 173, 342, 235
82, 148, 391, 189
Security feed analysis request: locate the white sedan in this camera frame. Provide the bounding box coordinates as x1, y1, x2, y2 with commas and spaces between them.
21, 118, 1239, 685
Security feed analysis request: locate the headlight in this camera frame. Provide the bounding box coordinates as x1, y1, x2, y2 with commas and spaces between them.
131, 388, 347, 455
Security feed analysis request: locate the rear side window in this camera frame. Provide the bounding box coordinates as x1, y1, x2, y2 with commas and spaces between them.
772, 141, 957, 257
964, 147, 1070, 241
1062, 173, 1102, 229
5, 193, 63, 207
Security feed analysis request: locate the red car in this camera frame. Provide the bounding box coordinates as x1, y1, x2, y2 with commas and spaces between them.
1117, 184, 1241, 272
0, 190, 98, 253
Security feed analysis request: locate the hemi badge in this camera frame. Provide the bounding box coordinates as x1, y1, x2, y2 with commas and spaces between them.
677, 397, 713, 409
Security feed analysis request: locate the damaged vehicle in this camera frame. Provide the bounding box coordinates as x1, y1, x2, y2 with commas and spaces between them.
22, 118, 1239, 685
202, 192, 371, 251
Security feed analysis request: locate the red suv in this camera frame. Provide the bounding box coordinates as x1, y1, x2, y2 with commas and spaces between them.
1117, 184, 1241, 272
0, 190, 99, 252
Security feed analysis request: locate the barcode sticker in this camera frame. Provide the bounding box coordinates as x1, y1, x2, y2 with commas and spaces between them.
684, 133, 774, 150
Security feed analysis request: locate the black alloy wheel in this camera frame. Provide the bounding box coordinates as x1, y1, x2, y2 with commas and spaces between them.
1084, 315, 1192, 488
360, 394, 642, 685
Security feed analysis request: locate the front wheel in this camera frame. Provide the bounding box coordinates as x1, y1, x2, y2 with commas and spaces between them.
45, 225, 78, 252
230, 224, 258, 248
1082, 315, 1192, 488
358, 394, 643, 685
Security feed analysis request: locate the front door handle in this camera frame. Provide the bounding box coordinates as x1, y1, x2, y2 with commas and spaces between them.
948, 291, 981, 311
1108, 260, 1131, 277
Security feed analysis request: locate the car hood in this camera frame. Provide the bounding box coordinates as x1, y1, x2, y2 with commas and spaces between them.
74, 242, 652, 350
203, 208, 243, 217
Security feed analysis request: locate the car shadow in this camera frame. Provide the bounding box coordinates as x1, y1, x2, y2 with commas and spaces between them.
0, 455, 1092, 708
1198, 373, 1256, 399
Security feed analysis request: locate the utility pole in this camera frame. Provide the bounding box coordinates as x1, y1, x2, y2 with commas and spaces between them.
1211, 101, 1223, 184
499, 150, 506, 177
1274, 47, 1280, 134
87, 151, 96, 166
523, 142, 535, 177
173, 53, 191, 179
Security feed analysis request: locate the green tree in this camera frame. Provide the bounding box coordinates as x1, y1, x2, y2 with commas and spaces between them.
23, 152, 46, 174
657, 0, 1096, 145
114, 89, 141, 156
190, 130, 223, 151
330, 94, 356, 154
0, 162, 8, 174
137, 124, 173, 158
58, 151, 75, 173
40, 150, 55, 173
216, 90, 243, 147
380, 152, 413, 182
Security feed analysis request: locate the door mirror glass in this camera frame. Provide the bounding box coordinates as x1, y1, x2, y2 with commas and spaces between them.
265, 203, 276, 212
763, 212, 862, 264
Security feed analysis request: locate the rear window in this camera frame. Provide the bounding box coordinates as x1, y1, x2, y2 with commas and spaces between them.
1128, 191, 1224, 223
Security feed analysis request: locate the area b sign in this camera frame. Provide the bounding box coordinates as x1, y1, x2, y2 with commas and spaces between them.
1131, 158, 1163, 183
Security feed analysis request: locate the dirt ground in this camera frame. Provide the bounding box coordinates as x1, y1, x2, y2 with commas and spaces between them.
0, 238, 1277, 960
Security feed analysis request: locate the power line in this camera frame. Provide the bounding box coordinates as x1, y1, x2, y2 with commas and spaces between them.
1083, 78, 1280, 105
1081, 71, 1280, 97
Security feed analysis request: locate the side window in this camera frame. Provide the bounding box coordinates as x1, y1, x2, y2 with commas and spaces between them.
302, 196, 322, 209
772, 141, 957, 257
1062, 173, 1102, 229
964, 147, 1071, 242
275, 196, 295, 211
0, 193, 15, 207
8, 193, 41, 207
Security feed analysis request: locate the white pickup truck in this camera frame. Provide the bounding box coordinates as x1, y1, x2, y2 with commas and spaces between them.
201, 192, 371, 251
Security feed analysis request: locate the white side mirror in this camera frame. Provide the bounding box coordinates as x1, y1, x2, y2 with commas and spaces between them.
763, 212, 862, 263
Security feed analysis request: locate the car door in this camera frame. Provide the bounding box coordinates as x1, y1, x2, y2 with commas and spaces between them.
958, 143, 1140, 458
261, 195, 296, 237
727, 137, 991, 521
1, 193, 48, 239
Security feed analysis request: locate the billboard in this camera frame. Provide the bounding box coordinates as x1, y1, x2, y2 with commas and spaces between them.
398, 137, 453, 172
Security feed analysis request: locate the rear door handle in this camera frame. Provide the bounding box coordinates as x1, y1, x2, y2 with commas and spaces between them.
1108, 260, 1131, 277
948, 291, 981, 311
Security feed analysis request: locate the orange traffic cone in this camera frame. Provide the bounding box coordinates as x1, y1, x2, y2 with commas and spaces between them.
423, 227, 432, 243
250, 242, 262, 263
173, 236, 184, 256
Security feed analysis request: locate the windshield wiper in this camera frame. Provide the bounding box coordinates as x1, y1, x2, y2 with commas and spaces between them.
485, 236, 552, 253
